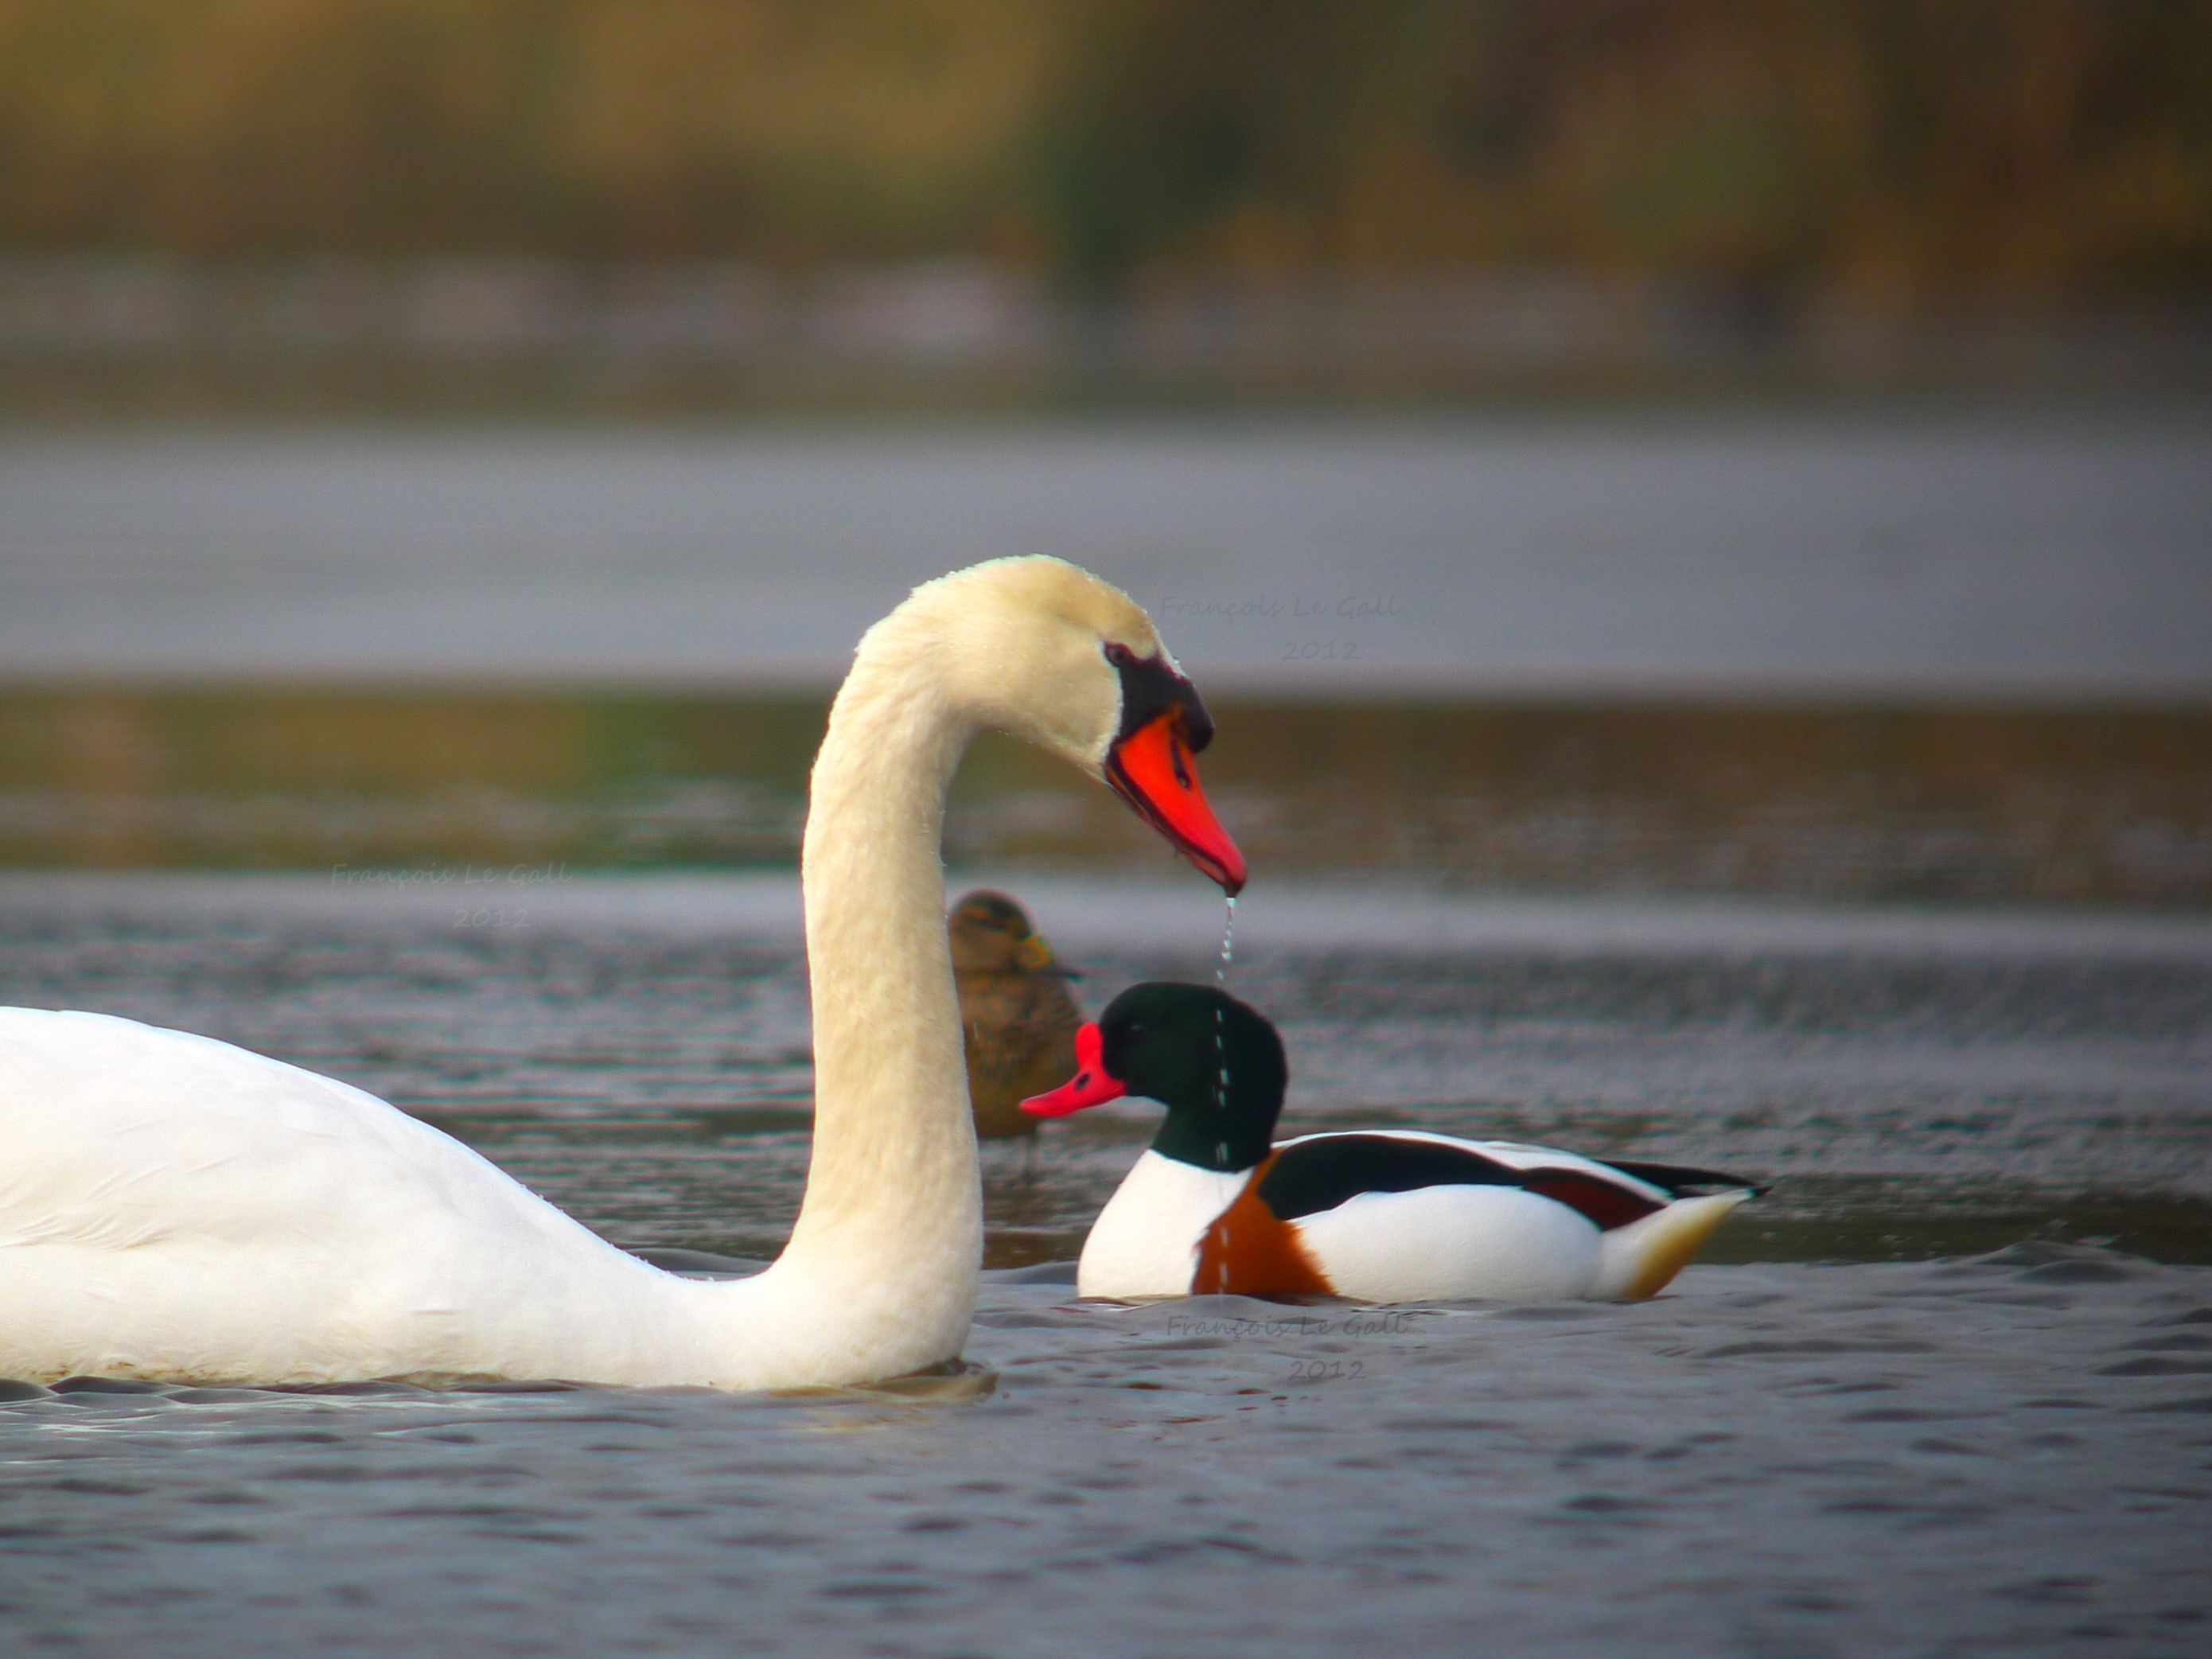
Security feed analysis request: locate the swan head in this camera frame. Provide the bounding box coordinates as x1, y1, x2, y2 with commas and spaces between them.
894, 557, 1247, 894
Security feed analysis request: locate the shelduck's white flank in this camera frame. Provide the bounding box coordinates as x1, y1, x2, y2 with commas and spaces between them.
0, 557, 1181, 1389
1076, 1130, 1750, 1304
1292, 1185, 1605, 1303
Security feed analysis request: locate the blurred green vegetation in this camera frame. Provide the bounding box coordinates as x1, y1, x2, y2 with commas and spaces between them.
2, 0, 2206, 305
5, 687, 2208, 902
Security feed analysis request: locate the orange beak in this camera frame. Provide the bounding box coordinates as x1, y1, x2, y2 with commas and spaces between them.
1106, 711, 1248, 896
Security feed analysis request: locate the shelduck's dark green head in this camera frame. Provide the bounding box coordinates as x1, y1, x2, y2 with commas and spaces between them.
1020, 981, 1286, 1172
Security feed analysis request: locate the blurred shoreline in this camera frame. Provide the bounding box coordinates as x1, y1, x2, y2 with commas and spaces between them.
7, 401, 2201, 904
5, 687, 2206, 905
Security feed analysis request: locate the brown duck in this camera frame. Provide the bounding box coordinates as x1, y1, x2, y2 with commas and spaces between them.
949, 890, 1084, 1139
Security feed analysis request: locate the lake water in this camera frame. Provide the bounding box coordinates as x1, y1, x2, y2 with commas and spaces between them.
3, 409, 2209, 696
2, 874, 2207, 1655
2, 407, 2208, 1649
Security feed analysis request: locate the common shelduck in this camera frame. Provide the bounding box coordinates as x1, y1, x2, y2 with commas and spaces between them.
0, 558, 1246, 1389
1024, 982, 1759, 1303
950, 890, 1084, 1139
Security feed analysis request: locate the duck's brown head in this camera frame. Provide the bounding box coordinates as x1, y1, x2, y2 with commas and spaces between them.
949, 890, 1078, 978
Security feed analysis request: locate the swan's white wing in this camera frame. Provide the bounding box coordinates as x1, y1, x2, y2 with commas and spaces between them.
0, 1008, 676, 1384
0, 1008, 569, 1254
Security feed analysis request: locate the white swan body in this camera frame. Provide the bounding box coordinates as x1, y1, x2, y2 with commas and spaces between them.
0, 1010, 795, 1386
0, 557, 1244, 1388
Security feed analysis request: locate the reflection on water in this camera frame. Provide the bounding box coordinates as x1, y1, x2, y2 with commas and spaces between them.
2, 874, 2204, 1266
3, 873, 2208, 1653
3, 689, 2209, 902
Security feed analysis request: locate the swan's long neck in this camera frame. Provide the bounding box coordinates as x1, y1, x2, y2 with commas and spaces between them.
750, 622, 981, 1371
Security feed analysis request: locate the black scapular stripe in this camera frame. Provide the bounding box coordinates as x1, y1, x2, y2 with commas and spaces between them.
1598, 1159, 1767, 1197
1254, 1135, 1661, 1232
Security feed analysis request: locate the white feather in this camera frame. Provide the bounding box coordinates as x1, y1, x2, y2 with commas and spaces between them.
1076, 1151, 1247, 1299
0, 556, 1168, 1388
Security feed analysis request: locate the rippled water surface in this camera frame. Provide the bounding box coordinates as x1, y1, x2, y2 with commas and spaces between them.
3, 874, 2209, 1654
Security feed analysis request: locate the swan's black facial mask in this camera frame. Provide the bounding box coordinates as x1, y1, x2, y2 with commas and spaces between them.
1101, 646, 1246, 895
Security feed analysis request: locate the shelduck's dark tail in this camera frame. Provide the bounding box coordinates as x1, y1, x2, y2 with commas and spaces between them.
1599, 1158, 1770, 1198
1590, 1190, 1754, 1301
1586, 1159, 1766, 1303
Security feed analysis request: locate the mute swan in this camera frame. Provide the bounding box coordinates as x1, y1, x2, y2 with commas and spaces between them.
1024, 983, 1758, 1302
0, 558, 1246, 1389
950, 890, 1082, 1140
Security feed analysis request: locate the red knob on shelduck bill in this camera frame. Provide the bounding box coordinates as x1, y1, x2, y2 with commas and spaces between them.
1019, 1023, 1126, 1117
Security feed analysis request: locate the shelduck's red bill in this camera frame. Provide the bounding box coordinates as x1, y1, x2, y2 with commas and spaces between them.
1106, 711, 1248, 896
1020, 1022, 1127, 1117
